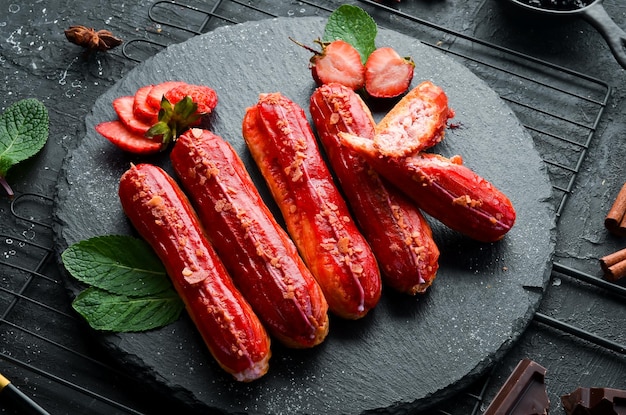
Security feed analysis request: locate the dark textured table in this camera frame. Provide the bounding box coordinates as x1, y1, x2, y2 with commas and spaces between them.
1, 1, 626, 414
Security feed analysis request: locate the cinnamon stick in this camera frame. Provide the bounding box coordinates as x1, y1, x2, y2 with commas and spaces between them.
605, 182, 626, 237
600, 247, 626, 281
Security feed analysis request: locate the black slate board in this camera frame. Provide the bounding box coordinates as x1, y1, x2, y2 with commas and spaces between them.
53, 17, 556, 414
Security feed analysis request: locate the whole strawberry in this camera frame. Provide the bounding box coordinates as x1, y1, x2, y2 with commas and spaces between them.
365, 47, 415, 99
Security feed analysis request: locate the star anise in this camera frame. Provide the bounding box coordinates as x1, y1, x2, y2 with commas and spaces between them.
64, 25, 123, 52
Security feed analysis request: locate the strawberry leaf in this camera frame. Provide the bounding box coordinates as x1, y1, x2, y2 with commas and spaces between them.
174, 96, 198, 120
146, 121, 172, 144
146, 96, 200, 148
0, 98, 49, 197
323, 5, 377, 64
72, 287, 184, 332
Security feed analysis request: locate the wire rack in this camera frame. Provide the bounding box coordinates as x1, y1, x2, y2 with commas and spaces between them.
1, 0, 623, 414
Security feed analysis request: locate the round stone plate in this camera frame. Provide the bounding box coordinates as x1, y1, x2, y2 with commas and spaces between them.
53, 17, 556, 414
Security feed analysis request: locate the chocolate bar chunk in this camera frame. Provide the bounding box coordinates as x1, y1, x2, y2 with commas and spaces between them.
561, 387, 626, 415
484, 359, 550, 414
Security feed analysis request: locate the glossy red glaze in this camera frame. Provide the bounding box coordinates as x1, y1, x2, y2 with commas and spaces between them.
170, 129, 329, 348
118, 163, 271, 381
242, 92, 382, 319
340, 135, 517, 243
310, 83, 439, 295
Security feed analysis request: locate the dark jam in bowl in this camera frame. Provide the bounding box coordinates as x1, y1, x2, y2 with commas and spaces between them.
516, 0, 595, 11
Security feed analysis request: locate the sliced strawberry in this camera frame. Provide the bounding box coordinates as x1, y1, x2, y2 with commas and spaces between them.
113, 96, 152, 135
146, 81, 187, 109
96, 120, 161, 154
133, 84, 159, 124
307, 39, 365, 91
163, 84, 218, 115
364, 47, 415, 98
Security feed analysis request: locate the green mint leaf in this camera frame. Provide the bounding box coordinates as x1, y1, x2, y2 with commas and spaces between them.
64, 235, 185, 332
72, 287, 184, 332
0, 98, 49, 197
62, 235, 171, 297
323, 4, 377, 64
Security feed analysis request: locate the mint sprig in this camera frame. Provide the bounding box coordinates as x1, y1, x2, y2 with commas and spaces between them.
62, 235, 184, 332
322, 4, 377, 64
0, 98, 49, 198
72, 288, 183, 332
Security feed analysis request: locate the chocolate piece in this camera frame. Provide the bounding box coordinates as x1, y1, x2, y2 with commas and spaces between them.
484, 359, 550, 415
561, 387, 626, 415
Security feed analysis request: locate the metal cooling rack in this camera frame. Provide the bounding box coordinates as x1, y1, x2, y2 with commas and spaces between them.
1, 0, 622, 414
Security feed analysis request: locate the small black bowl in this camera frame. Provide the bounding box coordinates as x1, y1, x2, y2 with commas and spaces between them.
501, 0, 626, 68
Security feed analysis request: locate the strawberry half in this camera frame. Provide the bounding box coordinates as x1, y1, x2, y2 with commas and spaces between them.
364, 47, 415, 99
113, 95, 152, 135
146, 81, 186, 109
133, 84, 159, 124
294, 38, 365, 91
96, 120, 162, 154
164, 84, 218, 115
